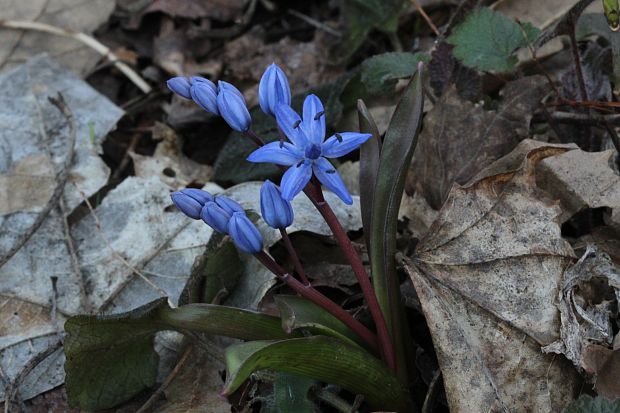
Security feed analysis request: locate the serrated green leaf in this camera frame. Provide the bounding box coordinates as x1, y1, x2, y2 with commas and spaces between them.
562, 395, 620, 413
65, 299, 294, 410
275, 295, 368, 350
447, 8, 540, 72
361, 52, 429, 95
369, 66, 424, 382
223, 336, 409, 411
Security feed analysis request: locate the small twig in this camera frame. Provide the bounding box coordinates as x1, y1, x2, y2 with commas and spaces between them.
546, 111, 620, 125
135, 345, 194, 413
410, 0, 440, 36
3, 340, 63, 413
0, 19, 151, 94
421, 369, 442, 413
287, 9, 342, 37
0, 94, 75, 269
111, 132, 142, 182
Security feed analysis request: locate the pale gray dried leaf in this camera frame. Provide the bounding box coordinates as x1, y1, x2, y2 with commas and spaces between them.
0, 55, 122, 401
538, 149, 620, 222
398, 192, 439, 239
408, 76, 550, 209
493, 0, 580, 28
0, 1, 116, 76
405, 144, 580, 411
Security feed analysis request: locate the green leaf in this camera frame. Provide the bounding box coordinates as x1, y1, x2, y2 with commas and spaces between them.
65, 299, 294, 410
223, 336, 408, 411
64, 298, 167, 410
562, 395, 620, 413
275, 295, 368, 350
357, 99, 381, 252
369, 65, 424, 382
361, 52, 429, 95
272, 373, 318, 413
447, 8, 540, 72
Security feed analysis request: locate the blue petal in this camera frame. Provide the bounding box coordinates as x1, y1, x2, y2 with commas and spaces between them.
321, 132, 373, 158
217, 82, 251, 132
260, 180, 294, 229
275, 104, 307, 147
247, 141, 303, 166
228, 212, 264, 254
280, 160, 312, 201
301, 94, 325, 145
180, 188, 213, 205
167, 77, 192, 99
201, 202, 231, 233
170, 191, 202, 219
214, 196, 244, 215
190, 78, 218, 115
259, 63, 291, 117
312, 157, 352, 205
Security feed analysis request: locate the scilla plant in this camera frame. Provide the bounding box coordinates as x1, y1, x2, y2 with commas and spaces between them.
64, 62, 424, 412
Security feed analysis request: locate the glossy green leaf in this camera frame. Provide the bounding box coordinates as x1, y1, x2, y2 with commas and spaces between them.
448, 8, 540, 72
65, 298, 293, 410
369, 65, 424, 380
361, 52, 429, 95
562, 395, 620, 412
275, 295, 368, 350
271, 373, 318, 413
223, 336, 409, 411
357, 99, 381, 252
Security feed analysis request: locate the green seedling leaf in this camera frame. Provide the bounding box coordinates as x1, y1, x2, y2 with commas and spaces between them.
223, 336, 408, 412
357, 99, 381, 252
275, 295, 368, 350
577, 13, 620, 84
369, 65, 424, 381
448, 8, 540, 72
65, 298, 294, 410
562, 394, 620, 412
361, 52, 429, 95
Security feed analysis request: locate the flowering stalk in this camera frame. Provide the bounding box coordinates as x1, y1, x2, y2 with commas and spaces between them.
303, 179, 396, 372
253, 251, 378, 351
278, 228, 309, 285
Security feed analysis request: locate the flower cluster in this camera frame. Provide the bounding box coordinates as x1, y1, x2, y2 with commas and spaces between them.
168, 63, 371, 251
171, 189, 263, 254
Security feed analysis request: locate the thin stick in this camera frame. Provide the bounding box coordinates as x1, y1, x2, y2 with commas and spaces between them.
111, 132, 142, 182
254, 251, 379, 351
0, 94, 75, 269
421, 369, 442, 413
547, 111, 620, 125
0, 19, 151, 94
287, 9, 342, 37
410, 0, 440, 36
303, 180, 396, 372
135, 346, 194, 413
279, 228, 310, 285
244, 129, 265, 147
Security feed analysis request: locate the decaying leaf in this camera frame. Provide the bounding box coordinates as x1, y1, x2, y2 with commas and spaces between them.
0, 0, 115, 75
408, 76, 550, 209
403, 142, 582, 411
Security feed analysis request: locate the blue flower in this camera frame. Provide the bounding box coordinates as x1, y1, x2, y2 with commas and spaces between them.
181, 188, 214, 205
190, 77, 218, 115
214, 196, 244, 215
246, 95, 371, 204
171, 190, 203, 219
201, 201, 232, 233
228, 212, 264, 253
259, 63, 291, 117
167, 77, 192, 99
260, 180, 294, 229
217, 81, 251, 132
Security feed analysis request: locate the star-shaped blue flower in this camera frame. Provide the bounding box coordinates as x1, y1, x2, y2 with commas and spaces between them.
247, 95, 371, 205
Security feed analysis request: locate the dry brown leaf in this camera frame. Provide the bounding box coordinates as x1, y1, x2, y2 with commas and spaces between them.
0, 0, 115, 76
403, 143, 582, 412
408, 76, 550, 209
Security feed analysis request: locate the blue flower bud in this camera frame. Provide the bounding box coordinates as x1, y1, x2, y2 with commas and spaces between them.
170, 191, 202, 219
259, 63, 291, 117
216, 81, 251, 132
200, 201, 232, 234
167, 77, 192, 99
260, 180, 294, 229
214, 196, 244, 215
190, 77, 219, 115
228, 212, 263, 254
180, 188, 213, 206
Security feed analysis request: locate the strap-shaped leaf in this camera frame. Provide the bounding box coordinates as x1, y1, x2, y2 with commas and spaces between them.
223, 336, 409, 412
369, 64, 424, 379
65, 299, 293, 410
275, 295, 369, 350
357, 99, 381, 252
